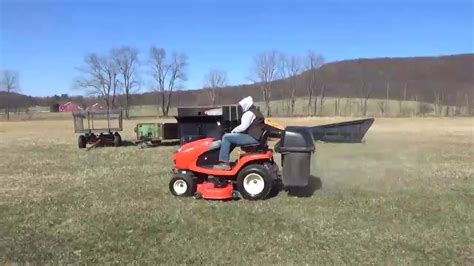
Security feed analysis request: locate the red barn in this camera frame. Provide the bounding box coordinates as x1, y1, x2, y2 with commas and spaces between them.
86, 103, 105, 112
59, 101, 83, 112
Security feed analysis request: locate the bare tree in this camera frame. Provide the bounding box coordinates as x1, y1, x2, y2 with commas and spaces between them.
377, 101, 386, 116
334, 91, 341, 116
358, 82, 372, 116
279, 53, 302, 115
453, 92, 463, 116
204, 69, 227, 106
76, 54, 119, 111
0, 70, 19, 120
403, 82, 407, 102
414, 94, 419, 116
317, 84, 326, 116
399, 87, 403, 116
305, 51, 324, 115
112, 47, 139, 119
353, 63, 373, 117
251, 51, 279, 117
433, 88, 443, 116
277, 53, 289, 114
445, 93, 451, 116
466, 92, 472, 116
150, 47, 187, 117
397, 82, 410, 116
344, 98, 353, 116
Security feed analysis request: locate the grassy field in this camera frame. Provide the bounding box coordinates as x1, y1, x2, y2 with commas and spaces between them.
0, 117, 473, 264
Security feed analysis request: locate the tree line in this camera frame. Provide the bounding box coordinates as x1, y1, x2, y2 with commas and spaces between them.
1, 52, 473, 119
74, 46, 230, 118
74, 46, 328, 118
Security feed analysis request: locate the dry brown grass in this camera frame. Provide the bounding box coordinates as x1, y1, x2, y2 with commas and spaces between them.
0, 117, 473, 264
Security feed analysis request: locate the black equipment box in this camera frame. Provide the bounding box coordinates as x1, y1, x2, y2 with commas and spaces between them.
175, 105, 243, 144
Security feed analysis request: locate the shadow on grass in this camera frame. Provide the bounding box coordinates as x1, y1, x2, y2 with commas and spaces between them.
268, 175, 322, 199
127, 140, 181, 147
121, 140, 140, 147
134, 140, 181, 148
86, 140, 181, 150
157, 140, 181, 146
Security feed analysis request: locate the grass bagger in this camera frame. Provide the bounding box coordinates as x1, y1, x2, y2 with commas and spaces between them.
169, 107, 374, 200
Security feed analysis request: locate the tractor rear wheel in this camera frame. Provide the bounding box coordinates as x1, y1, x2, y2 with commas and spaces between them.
237, 164, 273, 200
169, 175, 196, 197
78, 135, 87, 149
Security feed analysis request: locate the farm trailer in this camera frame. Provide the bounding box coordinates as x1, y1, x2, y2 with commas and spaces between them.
73, 110, 123, 148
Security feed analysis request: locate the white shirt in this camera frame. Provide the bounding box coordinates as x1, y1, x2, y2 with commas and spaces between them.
231, 111, 256, 133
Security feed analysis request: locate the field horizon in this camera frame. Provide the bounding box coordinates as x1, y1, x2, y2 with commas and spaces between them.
1, 95, 471, 122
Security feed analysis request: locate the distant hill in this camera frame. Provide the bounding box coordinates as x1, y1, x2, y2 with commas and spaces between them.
0, 91, 38, 110
133, 53, 474, 107
2, 54, 473, 110
0, 92, 91, 111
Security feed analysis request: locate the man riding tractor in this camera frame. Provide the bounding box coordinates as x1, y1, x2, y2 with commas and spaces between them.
213, 96, 266, 170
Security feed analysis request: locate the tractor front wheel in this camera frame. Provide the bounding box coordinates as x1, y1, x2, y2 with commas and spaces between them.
78, 135, 87, 149
237, 164, 273, 200
169, 175, 196, 197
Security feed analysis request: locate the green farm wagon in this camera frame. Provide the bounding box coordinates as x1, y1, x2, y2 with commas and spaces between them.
134, 122, 178, 146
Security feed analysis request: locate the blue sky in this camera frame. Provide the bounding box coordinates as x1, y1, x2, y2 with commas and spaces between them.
0, 0, 473, 97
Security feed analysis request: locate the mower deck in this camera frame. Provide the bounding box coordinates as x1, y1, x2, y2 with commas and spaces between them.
195, 181, 236, 200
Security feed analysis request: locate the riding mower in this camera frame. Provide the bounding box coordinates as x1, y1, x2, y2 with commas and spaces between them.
169, 118, 374, 200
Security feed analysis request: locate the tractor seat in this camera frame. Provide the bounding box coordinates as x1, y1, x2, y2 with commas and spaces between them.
241, 130, 270, 153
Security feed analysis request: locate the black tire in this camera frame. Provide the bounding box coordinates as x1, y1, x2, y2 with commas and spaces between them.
268, 179, 282, 198
237, 164, 274, 200
232, 191, 240, 200
193, 192, 202, 200
78, 135, 87, 149
169, 175, 196, 197
113, 133, 122, 147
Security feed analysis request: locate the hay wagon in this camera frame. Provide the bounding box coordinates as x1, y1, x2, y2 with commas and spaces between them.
73, 110, 123, 149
